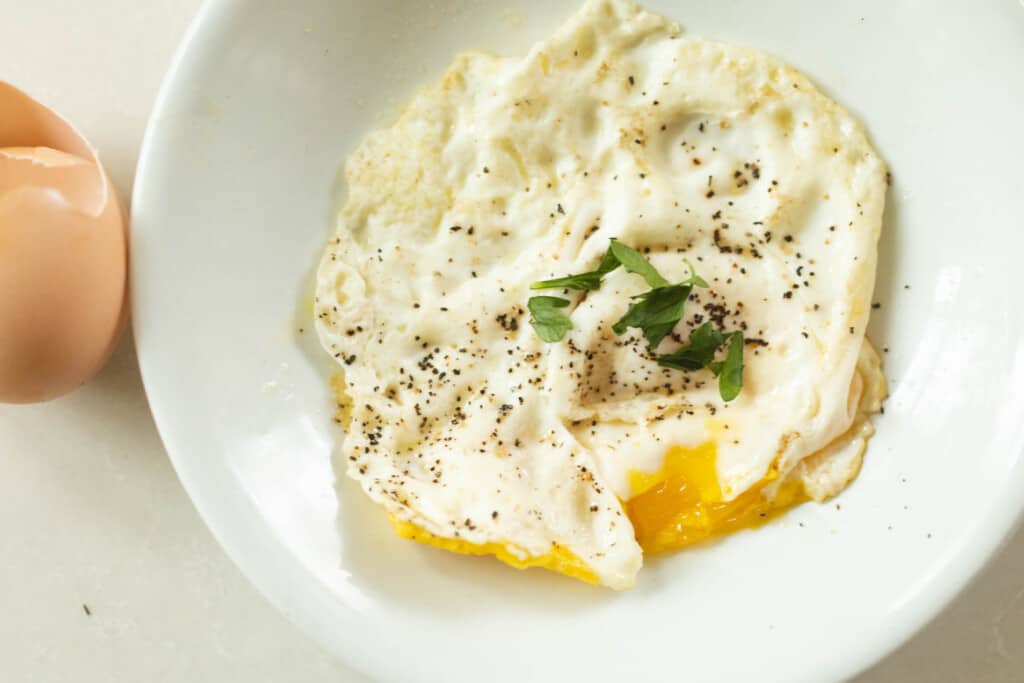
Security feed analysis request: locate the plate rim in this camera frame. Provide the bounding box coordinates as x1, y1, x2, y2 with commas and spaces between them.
130, 1, 1024, 681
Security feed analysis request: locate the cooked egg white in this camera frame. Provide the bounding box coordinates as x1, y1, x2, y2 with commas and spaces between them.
316, 0, 887, 590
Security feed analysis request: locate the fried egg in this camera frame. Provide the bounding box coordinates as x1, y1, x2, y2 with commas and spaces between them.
315, 0, 887, 590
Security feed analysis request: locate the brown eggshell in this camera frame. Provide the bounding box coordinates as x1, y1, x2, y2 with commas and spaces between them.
0, 83, 127, 404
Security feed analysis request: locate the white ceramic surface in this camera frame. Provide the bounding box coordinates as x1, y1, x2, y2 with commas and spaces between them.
132, 1, 1024, 682
0, 2, 360, 681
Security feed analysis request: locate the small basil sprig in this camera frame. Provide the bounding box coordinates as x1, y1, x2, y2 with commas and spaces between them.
610, 258, 707, 349
659, 322, 745, 401
526, 240, 745, 401
530, 247, 621, 291
607, 240, 670, 289
528, 240, 662, 341
527, 296, 573, 343
612, 284, 692, 349
709, 331, 745, 402
657, 321, 725, 371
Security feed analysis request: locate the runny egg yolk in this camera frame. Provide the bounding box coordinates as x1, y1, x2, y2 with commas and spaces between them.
624, 442, 807, 554
390, 442, 806, 584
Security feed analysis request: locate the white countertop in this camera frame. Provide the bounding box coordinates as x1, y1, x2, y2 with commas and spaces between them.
1, 2, 1021, 681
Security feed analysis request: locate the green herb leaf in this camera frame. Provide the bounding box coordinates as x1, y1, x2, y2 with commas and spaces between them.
594, 247, 622, 275
657, 321, 725, 371
661, 325, 744, 401
530, 272, 603, 291
611, 284, 691, 349
680, 258, 709, 288
531, 244, 622, 291
609, 240, 670, 288
531, 240, 673, 291
527, 296, 573, 342
715, 332, 745, 402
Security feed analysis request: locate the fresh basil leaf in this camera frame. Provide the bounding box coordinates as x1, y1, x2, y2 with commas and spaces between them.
611, 284, 691, 348
609, 241, 669, 289
594, 246, 622, 276
527, 296, 573, 342
657, 321, 725, 371
717, 331, 745, 402
531, 240, 672, 291
530, 272, 605, 291
531, 244, 623, 291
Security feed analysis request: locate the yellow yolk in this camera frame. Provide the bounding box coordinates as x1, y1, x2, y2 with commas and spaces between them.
624, 442, 807, 554
389, 442, 806, 583
390, 517, 602, 586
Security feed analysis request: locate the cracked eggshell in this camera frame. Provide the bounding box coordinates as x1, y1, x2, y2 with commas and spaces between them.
0, 82, 127, 404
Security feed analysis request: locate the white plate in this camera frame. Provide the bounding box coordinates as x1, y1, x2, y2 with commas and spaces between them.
132, 1, 1024, 681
